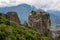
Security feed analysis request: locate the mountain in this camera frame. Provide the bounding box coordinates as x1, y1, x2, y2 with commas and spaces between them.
36, 9, 60, 27
0, 13, 51, 40
0, 4, 37, 24
36, 8, 45, 12
47, 10, 60, 26
47, 10, 60, 16
0, 3, 60, 27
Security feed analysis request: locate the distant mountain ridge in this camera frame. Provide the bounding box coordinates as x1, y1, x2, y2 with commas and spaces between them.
0, 4, 33, 24
0, 3, 60, 26
47, 10, 60, 26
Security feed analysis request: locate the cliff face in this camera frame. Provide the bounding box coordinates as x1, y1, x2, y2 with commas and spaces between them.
28, 11, 51, 34
0, 12, 20, 25
6, 12, 20, 24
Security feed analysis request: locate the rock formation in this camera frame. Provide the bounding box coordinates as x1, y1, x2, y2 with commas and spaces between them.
6, 12, 20, 24
28, 11, 51, 34
23, 21, 28, 27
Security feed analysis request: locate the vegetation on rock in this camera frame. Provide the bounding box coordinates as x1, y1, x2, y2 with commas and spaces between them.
0, 14, 52, 40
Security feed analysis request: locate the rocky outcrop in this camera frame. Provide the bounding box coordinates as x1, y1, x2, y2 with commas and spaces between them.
6, 12, 20, 24
0, 12, 20, 25
28, 11, 51, 34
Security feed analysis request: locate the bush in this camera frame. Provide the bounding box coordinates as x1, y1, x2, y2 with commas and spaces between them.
5, 20, 10, 25
44, 31, 49, 36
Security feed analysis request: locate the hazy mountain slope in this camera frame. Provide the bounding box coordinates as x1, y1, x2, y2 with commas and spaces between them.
0, 4, 36, 24
0, 4, 60, 26
47, 10, 60, 26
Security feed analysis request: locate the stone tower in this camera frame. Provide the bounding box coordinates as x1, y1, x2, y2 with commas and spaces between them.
28, 11, 51, 34
6, 12, 20, 24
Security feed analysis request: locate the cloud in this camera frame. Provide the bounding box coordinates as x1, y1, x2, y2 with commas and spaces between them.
0, 0, 60, 11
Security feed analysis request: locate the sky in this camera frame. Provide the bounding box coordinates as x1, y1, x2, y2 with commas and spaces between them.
0, 0, 60, 11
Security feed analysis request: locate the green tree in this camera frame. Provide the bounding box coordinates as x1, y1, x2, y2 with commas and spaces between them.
44, 31, 48, 37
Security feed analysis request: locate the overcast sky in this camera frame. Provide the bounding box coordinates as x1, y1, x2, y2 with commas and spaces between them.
0, 0, 60, 11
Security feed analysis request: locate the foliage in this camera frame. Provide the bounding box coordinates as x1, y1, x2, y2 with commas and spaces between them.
0, 15, 51, 40
41, 36, 51, 40
44, 31, 49, 37
56, 35, 60, 40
